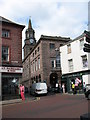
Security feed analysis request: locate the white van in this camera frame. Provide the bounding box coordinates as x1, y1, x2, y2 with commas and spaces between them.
30, 82, 48, 96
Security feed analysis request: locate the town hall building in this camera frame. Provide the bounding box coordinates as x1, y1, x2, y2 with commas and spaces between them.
22, 19, 71, 90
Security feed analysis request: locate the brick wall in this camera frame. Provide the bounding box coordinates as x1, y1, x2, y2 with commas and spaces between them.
2, 23, 23, 67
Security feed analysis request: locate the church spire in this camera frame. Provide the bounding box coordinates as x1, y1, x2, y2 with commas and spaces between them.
28, 18, 32, 29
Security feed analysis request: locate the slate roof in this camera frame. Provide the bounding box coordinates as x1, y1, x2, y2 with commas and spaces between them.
0, 16, 25, 28
40, 35, 71, 42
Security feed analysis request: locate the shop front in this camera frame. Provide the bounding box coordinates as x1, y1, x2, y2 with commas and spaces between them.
61, 70, 90, 93
0, 66, 23, 100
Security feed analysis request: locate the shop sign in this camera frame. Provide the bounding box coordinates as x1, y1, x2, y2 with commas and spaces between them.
0, 66, 23, 73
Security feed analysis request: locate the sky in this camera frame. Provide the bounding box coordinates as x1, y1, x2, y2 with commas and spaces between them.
0, 0, 89, 48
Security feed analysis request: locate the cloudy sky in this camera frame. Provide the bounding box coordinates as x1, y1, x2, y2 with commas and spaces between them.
0, 0, 89, 47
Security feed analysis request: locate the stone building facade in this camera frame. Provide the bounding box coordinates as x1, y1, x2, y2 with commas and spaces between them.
22, 20, 71, 89
0, 16, 25, 98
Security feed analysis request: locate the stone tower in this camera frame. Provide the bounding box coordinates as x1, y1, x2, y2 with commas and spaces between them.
23, 18, 36, 59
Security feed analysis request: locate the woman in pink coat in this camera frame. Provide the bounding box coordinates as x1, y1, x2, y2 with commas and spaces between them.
20, 84, 25, 100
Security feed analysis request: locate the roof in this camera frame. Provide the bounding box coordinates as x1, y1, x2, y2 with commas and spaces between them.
0, 16, 25, 28
28, 19, 32, 29
23, 35, 71, 62
60, 31, 86, 47
40, 35, 71, 42
60, 30, 90, 47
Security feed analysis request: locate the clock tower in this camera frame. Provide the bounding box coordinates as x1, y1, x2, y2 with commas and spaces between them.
23, 18, 36, 59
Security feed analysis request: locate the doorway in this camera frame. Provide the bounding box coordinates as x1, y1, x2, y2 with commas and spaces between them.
50, 72, 58, 87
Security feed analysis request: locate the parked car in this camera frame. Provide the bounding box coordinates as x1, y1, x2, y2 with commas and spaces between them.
85, 84, 90, 100
30, 82, 48, 96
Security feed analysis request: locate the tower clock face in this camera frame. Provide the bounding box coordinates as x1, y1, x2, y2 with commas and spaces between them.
30, 39, 34, 44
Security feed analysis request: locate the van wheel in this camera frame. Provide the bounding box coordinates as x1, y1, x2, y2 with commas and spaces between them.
88, 94, 90, 100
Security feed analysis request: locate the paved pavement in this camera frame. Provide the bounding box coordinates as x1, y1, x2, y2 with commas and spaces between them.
1, 93, 84, 105
1, 94, 36, 105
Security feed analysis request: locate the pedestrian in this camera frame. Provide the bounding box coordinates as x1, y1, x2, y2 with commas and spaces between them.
62, 84, 65, 93
72, 83, 75, 94
20, 84, 25, 100
58, 83, 61, 93
83, 82, 86, 93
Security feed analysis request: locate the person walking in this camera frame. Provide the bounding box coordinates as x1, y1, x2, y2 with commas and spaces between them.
83, 82, 86, 93
72, 83, 75, 94
62, 84, 65, 93
20, 84, 25, 100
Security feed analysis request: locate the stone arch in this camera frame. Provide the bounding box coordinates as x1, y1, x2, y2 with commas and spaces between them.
50, 72, 58, 87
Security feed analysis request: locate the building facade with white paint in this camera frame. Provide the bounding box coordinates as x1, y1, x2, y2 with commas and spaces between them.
60, 31, 90, 93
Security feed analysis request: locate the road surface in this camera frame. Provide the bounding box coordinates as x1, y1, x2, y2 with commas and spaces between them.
2, 94, 89, 119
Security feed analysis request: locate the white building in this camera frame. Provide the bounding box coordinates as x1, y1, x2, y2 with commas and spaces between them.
60, 31, 90, 93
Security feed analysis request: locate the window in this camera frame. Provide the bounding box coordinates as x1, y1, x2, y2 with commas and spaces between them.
38, 47, 39, 52
33, 62, 35, 72
35, 60, 37, 71
35, 50, 37, 55
33, 53, 34, 57
51, 60, 55, 68
67, 44, 71, 54
56, 56, 61, 68
82, 55, 88, 68
2, 46, 9, 62
50, 43, 55, 49
80, 39, 84, 50
2, 29, 10, 38
31, 64, 33, 73
68, 59, 73, 72
38, 58, 40, 69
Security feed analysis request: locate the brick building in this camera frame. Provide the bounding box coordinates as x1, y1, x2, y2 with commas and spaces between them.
0, 16, 25, 98
23, 20, 71, 89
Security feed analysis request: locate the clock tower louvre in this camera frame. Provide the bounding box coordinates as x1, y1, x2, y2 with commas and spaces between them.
23, 18, 36, 59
